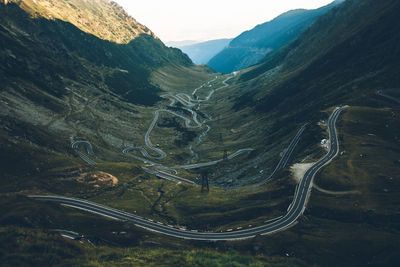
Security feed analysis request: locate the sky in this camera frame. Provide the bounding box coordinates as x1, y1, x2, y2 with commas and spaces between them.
114, 0, 334, 43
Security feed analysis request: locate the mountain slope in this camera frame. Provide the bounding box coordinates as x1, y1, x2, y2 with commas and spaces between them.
176, 38, 232, 65
236, 0, 400, 116
195, 1, 400, 264
207, 2, 339, 73
0, 0, 217, 207
5, 0, 155, 43
191, 0, 400, 188
0, 1, 192, 107
0, 0, 203, 183
1, 0, 399, 266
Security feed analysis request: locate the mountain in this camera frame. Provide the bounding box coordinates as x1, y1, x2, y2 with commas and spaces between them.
213, 0, 400, 163
176, 38, 232, 65
204, 0, 400, 186
5, 0, 156, 44
198, 0, 399, 264
0, 0, 193, 108
0, 0, 205, 194
207, 1, 340, 73
1, 0, 399, 266
236, 0, 400, 115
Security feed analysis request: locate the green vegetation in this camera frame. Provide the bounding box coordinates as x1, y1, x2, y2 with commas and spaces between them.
1, 0, 400, 266
281, 106, 400, 266
0, 3, 191, 107
313, 106, 400, 223
0, 226, 305, 266
105, 71, 162, 106
236, 0, 400, 116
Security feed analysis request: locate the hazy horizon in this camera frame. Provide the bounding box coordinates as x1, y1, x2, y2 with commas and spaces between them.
114, 0, 334, 43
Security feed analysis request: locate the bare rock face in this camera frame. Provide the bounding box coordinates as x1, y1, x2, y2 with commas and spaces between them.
77, 171, 118, 187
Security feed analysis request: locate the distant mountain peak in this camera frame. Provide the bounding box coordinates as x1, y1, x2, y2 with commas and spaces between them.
2, 0, 157, 43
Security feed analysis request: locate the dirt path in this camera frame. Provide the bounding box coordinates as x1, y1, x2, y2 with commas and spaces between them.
291, 162, 361, 195
312, 183, 361, 195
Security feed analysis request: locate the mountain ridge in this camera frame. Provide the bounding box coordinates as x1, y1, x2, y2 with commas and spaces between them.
2, 0, 156, 44
207, 1, 340, 73
235, 0, 400, 116
0, 0, 399, 266
0, 1, 193, 106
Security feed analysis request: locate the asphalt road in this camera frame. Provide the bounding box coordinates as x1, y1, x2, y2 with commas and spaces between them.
123, 73, 254, 181
142, 167, 196, 185
262, 123, 308, 183
150, 123, 306, 184
72, 74, 248, 170
377, 90, 400, 104
72, 141, 96, 165
127, 75, 230, 162
30, 106, 348, 241
172, 148, 254, 170
192, 75, 218, 97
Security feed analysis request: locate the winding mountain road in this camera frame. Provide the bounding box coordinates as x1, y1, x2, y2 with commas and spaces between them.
123, 73, 254, 177
73, 74, 256, 180
30, 106, 348, 241
72, 74, 309, 187
145, 123, 307, 184
125, 75, 224, 163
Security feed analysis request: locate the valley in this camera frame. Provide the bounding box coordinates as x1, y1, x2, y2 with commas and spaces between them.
29, 106, 348, 240
0, 0, 399, 266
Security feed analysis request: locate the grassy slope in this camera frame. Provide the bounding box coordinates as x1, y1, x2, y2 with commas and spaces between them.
238, 0, 400, 114
312, 106, 400, 229
0, 227, 304, 267
0, 2, 210, 187
1, 1, 399, 266
0, 194, 303, 266
196, 0, 400, 187
217, 106, 399, 267
1, 106, 398, 266
0, 3, 297, 265
295, 106, 400, 266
